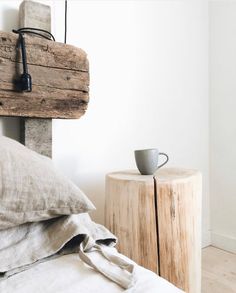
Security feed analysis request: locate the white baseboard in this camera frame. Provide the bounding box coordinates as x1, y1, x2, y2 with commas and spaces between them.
202, 230, 211, 248
211, 232, 236, 254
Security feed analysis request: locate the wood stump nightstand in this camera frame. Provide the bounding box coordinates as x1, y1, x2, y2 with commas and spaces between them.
105, 168, 202, 293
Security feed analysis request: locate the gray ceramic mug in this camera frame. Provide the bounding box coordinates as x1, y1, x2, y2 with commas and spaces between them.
134, 149, 169, 175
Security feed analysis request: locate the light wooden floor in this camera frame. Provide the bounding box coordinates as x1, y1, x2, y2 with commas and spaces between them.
202, 246, 236, 293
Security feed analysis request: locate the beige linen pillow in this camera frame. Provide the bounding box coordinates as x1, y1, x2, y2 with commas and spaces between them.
0, 136, 95, 230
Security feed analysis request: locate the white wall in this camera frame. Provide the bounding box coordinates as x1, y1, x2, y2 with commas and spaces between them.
0, 0, 210, 246
209, 0, 236, 253
0, 1, 20, 141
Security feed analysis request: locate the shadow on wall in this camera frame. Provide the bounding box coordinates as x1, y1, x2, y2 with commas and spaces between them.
0, 8, 20, 141
0, 118, 20, 141
1, 8, 19, 31
76, 173, 106, 224
53, 155, 105, 224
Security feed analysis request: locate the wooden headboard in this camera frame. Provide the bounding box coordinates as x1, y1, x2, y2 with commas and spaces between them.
0, 31, 89, 119
0, 0, 90, 158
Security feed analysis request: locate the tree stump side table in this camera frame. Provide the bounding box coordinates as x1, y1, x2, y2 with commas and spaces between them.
105, 168, 202, 293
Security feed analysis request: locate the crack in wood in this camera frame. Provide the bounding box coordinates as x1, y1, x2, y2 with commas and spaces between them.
0, 55, 89, 73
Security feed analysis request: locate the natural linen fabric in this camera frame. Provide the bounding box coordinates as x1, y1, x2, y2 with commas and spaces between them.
0, 254, 184, 293
0, 136, 95, 230
0, 213, 135, 289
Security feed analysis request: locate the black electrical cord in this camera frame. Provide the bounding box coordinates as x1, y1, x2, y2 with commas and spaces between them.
18, 32, 31, 92
64, 0, 67, 44
18, 33, 28, 75
16, 27, 56, 41
12, 28, 56, 92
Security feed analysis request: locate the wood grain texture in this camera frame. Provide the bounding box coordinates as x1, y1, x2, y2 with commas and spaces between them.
105, 168, 202, 293
0, 30, 89, 118
20, 118, 52, 157
202, 246, 236, 293
155, 168, 202, 293
19, 0, 51, 32
0, 31, 88, 71
19, 0, 52, 157
105, 173, 158, 273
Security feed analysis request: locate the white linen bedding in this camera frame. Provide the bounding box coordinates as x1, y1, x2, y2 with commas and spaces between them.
0, 213, 185, 292
0, 252, 184, 293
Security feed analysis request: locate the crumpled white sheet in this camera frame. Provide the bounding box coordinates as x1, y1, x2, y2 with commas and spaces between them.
0, 251, 185, 293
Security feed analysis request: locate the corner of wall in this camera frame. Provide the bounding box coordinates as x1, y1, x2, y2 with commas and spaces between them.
202, 230, 211, 248
211, 232, 236, 254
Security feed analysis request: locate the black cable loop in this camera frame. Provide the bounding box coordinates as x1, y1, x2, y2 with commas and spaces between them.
17, 27, 55, 41
12, 28, 55, 92
13, 28, 55, 41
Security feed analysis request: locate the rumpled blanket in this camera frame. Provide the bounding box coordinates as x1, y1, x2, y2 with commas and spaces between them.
0, 213, 136, 289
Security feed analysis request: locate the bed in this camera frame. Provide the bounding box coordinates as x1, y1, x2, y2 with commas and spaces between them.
1, 253, 184, 293
0, 136, 184, 293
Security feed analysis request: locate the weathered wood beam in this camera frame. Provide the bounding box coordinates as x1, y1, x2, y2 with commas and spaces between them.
0, 0, 89, 157
0, 31, 89, 118
0, 31, 88, 72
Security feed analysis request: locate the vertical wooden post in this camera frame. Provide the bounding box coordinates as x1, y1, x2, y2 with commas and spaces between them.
20, 118, 52, 157
19, 0, 52, 157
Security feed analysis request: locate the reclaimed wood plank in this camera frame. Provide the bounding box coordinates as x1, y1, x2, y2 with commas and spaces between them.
0, 31, 88, 72
0, 85, 88, 119
0, 57, 89, 92
0, 31, 89, 119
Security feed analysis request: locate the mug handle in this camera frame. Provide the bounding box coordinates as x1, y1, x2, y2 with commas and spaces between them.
157, 152, 169, 169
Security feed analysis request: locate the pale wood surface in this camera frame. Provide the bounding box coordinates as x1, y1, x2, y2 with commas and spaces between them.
0, 30, 89, 118
202, 246, 236, 293
105, 168, 202, 293
105, 174, 158, 273
156, 169, 202, 293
